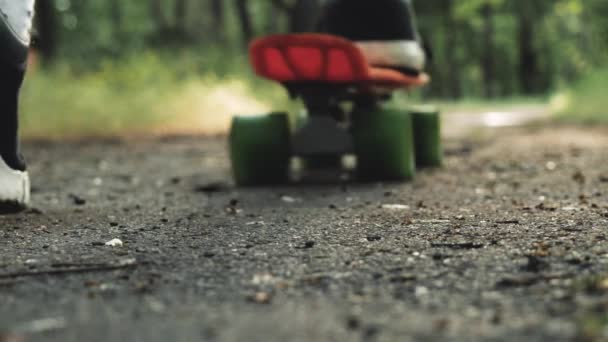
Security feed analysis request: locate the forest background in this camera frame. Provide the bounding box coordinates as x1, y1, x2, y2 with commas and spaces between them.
22, 0, 608, 138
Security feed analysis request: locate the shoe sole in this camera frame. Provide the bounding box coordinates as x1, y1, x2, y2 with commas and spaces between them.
0, 157, 30, 215
0, 200, 27, 214
0, 12, 29, 67
355, 40, 426, 72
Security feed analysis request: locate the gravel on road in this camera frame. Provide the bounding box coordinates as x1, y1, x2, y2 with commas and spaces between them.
1, 126, 608, 341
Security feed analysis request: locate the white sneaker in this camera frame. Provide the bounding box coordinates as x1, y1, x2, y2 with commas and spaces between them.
356, 40, 426, 74
0, 155, 30, 214
0, 0, 34, 66
0, 0, 33, 213
319, 0, 427, 75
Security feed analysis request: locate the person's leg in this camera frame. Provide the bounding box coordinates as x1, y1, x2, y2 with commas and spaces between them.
0, 0, 35, 213
318, 0, 426, 75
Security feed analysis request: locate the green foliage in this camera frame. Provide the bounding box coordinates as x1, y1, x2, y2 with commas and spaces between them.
39, 0, 607, 99
20, 51, 289, 139
23, 0, 608, 137
554, 68, 608, 124
416, 0, 608, 99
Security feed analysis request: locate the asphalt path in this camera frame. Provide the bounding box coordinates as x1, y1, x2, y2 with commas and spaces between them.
1, 125, 608, 341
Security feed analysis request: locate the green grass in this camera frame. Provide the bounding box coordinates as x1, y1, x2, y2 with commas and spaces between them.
393, 92, 549, 114
20, 51, 290, 139
579, 314, 608, 342
19, 51, 560, 140
553, 68, 608, 124
431, 97, 548, 113
573, 275, 608, 341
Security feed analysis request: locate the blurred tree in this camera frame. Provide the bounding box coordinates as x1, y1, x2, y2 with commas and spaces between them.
34, 0, 58, 62
442, 0, 462, 99
235, 0, 254, 47
514, 0, 551, 94
290, 0, 322, 32
37, 0, 608, 98
480, 2, 496, 98
210, 0, 226, 43
174, 0, 187, 37
150, 0, 169, 36
271, 0, 322, 32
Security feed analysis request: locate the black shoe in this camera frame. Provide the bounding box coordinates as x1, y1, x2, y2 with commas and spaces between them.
0, 2, 33, 213
318, 0, 426, 74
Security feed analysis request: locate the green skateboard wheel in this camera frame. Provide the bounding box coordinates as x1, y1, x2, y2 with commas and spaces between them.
411, 106, 442, 168
352, 108, 416, 181
229, 113, 291, 186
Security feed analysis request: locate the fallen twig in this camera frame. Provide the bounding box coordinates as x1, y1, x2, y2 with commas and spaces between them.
0, 259, 137, 279
0, 280, 21, 287
431, 242, 484, 250
495, 220, 520, 224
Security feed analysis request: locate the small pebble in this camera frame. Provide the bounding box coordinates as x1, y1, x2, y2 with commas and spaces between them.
381, 204, 410, 210
251, 292, 272, 304
281, 196, 297, 203
105, 239, 124, 247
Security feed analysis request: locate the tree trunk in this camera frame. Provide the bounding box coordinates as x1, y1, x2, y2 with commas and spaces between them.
151, 0, 168, 32
34, 0, 57, 63
174, 0, 188, 36
481, 3, 495, 98
210, 0, 226, 43
235, 0, 254, 48
266, 4, 280, 34
443, 0, 461, 99
289, 0, 321, 32
110, 0, 122, 47
517, 2, 540, 94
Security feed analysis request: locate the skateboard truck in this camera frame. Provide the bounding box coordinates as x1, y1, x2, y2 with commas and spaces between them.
229, 33, 441, 185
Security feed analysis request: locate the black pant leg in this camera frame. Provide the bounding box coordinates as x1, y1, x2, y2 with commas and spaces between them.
0, 61, 26, 171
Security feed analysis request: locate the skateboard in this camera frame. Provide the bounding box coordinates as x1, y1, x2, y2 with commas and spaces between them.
230, 33, 442, 185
